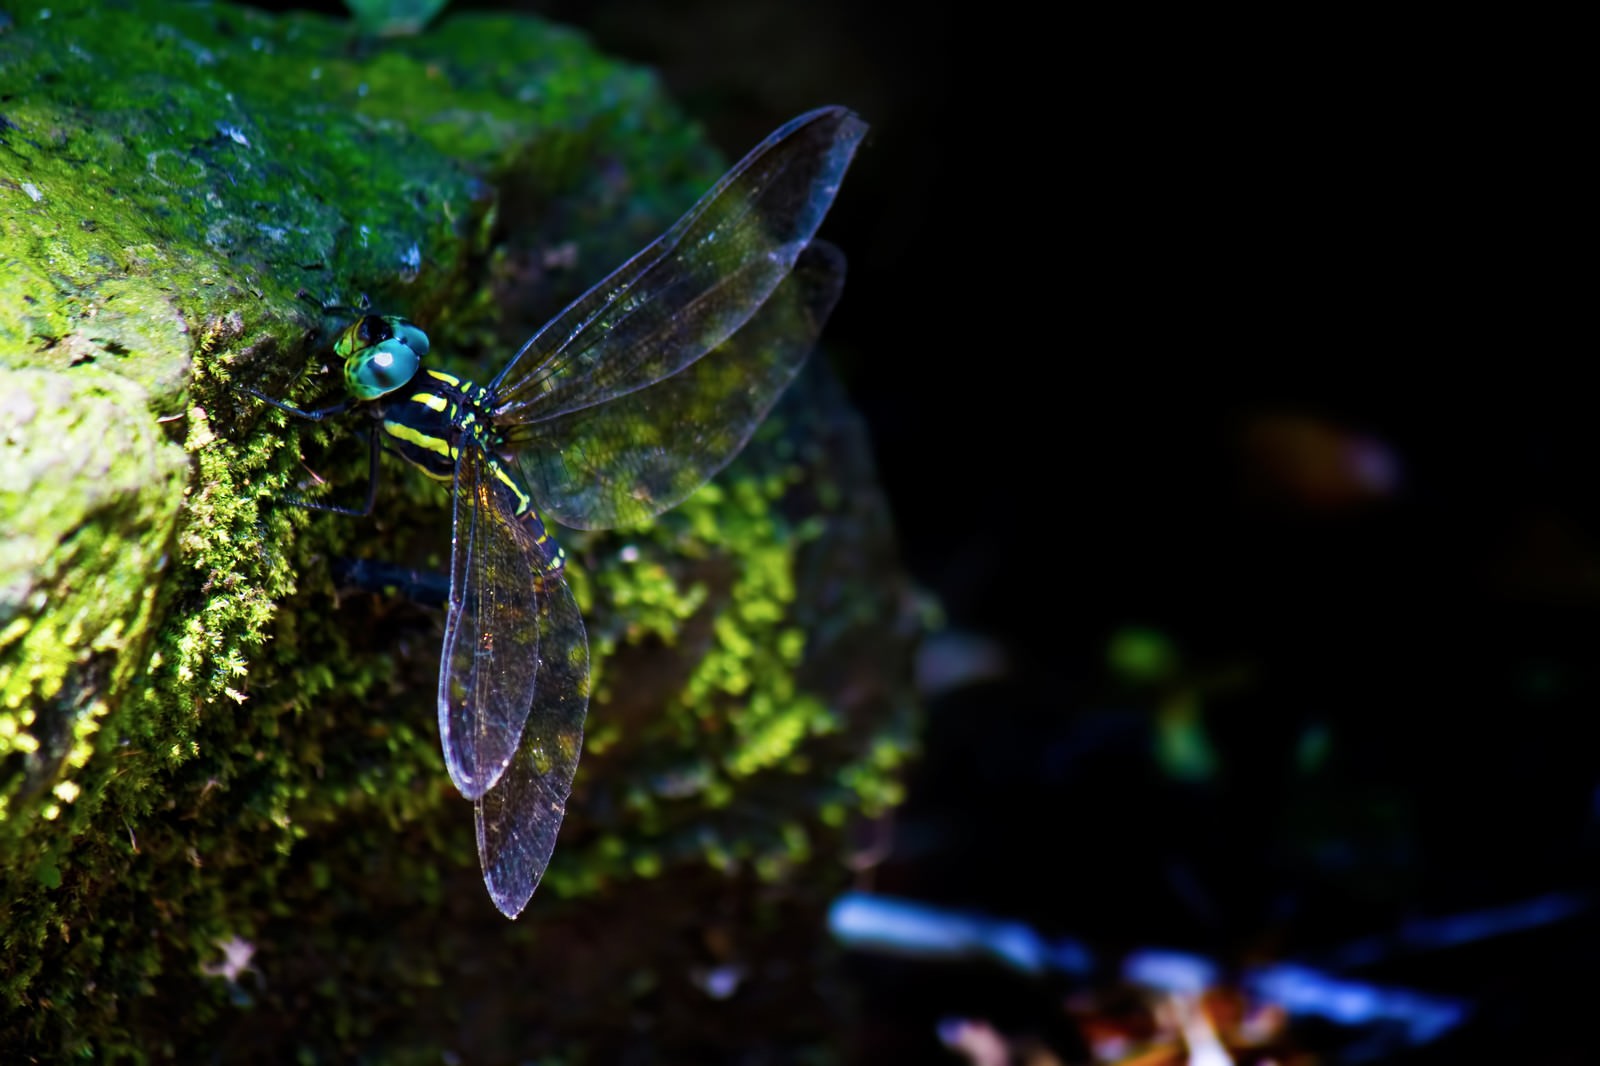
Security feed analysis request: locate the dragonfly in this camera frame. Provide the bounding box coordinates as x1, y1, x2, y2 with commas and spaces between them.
248, 106, 867, 918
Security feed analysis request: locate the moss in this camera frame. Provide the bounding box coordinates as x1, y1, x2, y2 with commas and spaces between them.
0, 1, 917, 1060
0, 367, 189, 826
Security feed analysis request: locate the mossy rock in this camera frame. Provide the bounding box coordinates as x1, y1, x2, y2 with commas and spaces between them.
0, 2, 917, 1060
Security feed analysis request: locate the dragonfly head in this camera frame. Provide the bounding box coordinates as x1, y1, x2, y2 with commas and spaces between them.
336, 314, 431, 400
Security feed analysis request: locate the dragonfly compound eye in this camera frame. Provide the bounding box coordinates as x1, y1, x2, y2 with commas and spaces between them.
346, 337, 421, 399
387, 318, 430, 359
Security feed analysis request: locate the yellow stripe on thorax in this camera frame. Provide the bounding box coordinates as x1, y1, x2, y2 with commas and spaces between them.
382, 419, 455, 460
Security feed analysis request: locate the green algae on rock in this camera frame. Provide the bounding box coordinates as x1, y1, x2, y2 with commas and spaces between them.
0, 1, 917, 1060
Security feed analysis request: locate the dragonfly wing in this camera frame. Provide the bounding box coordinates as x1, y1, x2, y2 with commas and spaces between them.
474, 565, 589, 919
488, 106, 866, 423
438, 445, 574, 800
504, 240, 846, 529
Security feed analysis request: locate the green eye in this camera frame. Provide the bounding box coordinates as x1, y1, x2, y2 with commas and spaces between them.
337, 315, 429, 399
346, 337, 420, 399
388, 318, 430, 358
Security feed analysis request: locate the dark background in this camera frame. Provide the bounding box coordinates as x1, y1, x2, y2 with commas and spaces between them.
515, 4, 1593, 1063
323, 1, 1592, 1060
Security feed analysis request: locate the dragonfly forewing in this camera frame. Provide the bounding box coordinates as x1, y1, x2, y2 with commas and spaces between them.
487, 106, 866, 425
505, 240, 847, 529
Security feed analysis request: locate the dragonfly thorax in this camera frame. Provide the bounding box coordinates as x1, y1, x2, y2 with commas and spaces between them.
373, 367, 499, 477
371, 367, 553, 569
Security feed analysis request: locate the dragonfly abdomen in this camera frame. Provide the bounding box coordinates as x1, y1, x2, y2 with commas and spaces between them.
487, 456, 567, 577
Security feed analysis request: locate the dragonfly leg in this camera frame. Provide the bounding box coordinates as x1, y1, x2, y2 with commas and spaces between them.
268, 422, 382, 517
298, 423, 380, 517
241, 386, 354, 422
331, 556, 451, 608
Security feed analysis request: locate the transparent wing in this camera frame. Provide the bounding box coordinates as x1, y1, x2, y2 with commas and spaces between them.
474, 567, 589, 919
487, 106, 866, 426
438, 445, 586, 802
503, 240, 845, 529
